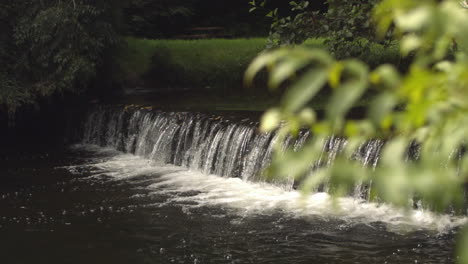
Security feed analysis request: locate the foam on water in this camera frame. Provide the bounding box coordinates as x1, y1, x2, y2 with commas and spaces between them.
67, 144, 467, 235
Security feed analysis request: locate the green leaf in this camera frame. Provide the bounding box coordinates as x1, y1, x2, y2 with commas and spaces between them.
269, 57, 309, 89
244, 49, 289, 87
281, 68, 328, 113
368, 92, 397, 127
260, 108, 282, 132
380, 137, 409, 166
298, 107, 316, 125
395, 6, 432, 32
328, 62, 344, 89
371, 64, 401, 89
400, 34, 422, 56
326, 60, 368, 122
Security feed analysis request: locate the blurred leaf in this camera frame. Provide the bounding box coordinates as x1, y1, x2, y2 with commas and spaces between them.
281, 68, 328, 113
368, 92, 397, 128
269, 56, 309, 89
244, 49, 289, 87
371, 64, 401, 89
395, 6, 431, 32
401, 35, 422, 56
328, 62, 344, 89
380, 137, 409, 166
298, 107, 316, 125
260, 108, 281, 132
326, 60, 368, 122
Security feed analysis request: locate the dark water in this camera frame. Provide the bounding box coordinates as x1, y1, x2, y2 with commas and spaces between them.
0, 146, 461, 264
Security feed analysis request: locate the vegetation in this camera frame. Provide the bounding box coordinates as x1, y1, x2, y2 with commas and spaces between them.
117, 37, 399, 95
0, 0, 122, 118
117, 37, 267, 92
250, 0, 391, 57
246, 0, 468, 262
2, 0, 467, 261
124, 0, 272, 38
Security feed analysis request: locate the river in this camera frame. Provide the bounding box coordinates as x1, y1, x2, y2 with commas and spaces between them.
0, 106, 464, 263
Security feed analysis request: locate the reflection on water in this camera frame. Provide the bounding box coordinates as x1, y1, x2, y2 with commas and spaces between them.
0, 145, 462, 263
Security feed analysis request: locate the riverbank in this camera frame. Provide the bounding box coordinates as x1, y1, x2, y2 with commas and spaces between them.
114, 37, 400, 95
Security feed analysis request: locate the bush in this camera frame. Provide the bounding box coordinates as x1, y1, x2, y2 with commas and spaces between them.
247, 0, 468, 261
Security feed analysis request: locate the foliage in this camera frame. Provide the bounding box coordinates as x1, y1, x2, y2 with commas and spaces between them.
0, 0, 122, 114
246, 0, 468, 261
251, 0, 392, 58
124, 0, 196, 38
15, 0, 120, 94
125, 0, 271, 38
249, 0, 315, 47
0, 1, 28, 113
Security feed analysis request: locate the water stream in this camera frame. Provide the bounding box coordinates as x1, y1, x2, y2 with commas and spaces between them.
0, 106, 465, 263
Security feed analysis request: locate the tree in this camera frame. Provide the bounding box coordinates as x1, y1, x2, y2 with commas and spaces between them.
0, 0, 123, 118
125, 0, 272, 38
124, 0, 196, 38
246, 0, 468, 262
251, 0, 390, 56
0, 1, 32, 118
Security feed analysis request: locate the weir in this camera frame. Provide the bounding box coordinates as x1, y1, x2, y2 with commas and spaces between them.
0, 104, 459, 264
82, 106, 384, 195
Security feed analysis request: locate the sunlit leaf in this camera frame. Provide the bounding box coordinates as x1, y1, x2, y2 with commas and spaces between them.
326, 60, 368, 122
371, 64, 401, 89
281, 68, 328, 113
298, 108, 316, 125
368, 92, 397, 127
269, 57, 309, 89
244, 49, 289, 87
260, 108, 281, 132
400, 34, 422, 56
328, 62, 344, 89
380, 137, 408, 166
395, 5, 431, 32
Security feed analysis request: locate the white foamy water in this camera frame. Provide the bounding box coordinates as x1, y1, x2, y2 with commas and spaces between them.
66, 145, 467, 235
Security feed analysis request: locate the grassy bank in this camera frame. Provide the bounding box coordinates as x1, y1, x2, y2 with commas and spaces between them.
116, 37, 400, 91
116, 37, 271, 93
113, 37, 400, 111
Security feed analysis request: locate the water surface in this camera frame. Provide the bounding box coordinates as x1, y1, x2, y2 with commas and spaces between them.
0, 145, 462, 263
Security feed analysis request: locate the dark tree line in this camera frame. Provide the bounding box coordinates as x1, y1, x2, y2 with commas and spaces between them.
124, 0, 272, 38
0, 0, 332, 117
0, 0, 278, 115
0, 0, 123, 117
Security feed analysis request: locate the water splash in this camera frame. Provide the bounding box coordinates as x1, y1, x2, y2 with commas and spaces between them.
66, 147, 467, 234
82, 106, 385, 195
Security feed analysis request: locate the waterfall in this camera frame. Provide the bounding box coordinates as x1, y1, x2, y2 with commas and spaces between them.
82, 106, 383, 192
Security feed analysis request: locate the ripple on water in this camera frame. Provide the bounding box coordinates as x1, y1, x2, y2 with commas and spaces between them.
66, 145, 467, 235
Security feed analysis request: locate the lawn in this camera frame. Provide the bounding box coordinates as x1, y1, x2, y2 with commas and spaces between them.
112, 37, 399, 111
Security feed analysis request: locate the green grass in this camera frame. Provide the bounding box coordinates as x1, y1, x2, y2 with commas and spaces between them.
116, 37, 268, 92
113, 37, 401, 111
116, 37, 401, 90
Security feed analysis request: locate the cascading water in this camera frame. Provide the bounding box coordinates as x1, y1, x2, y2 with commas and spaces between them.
82, 106, 383, 194
2, 105, 465, 264
78, 105, 468, 231
84, 106, 272, 181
